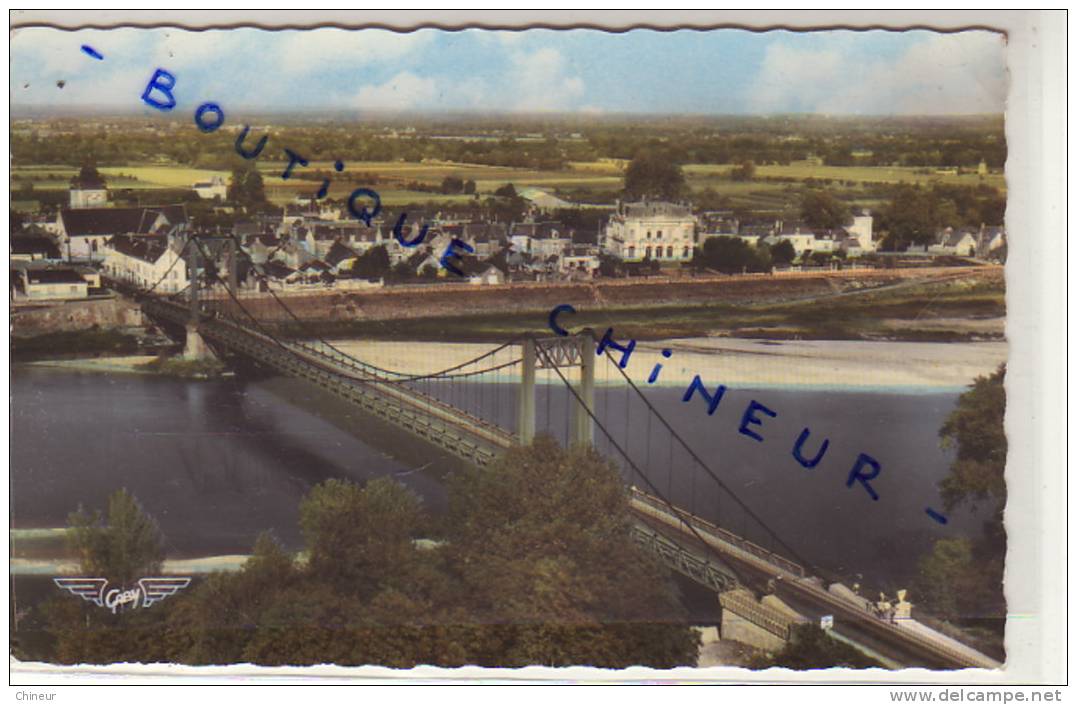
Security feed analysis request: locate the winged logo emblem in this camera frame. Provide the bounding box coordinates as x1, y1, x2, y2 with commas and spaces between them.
54, 576, 191, 613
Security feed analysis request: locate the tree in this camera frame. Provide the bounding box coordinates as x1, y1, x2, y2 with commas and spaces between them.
938, 364, 1007, 521
494, 183, 518, 198
730, 160, 756, 182
694, 236, 770, 274
770, 239, 797, 265
623, 148, 686, 201
800, 190, 851, 231
440, 176, 464, 194
299, 477, 425, 596
227, 162, 267, 211
351, 244, 390, 280
915, 365, 1007, 624
67, 489, 164, 585
463, 179, 477, 195
444, 437, 700, 668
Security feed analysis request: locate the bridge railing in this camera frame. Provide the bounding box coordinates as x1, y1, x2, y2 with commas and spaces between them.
629, 486, 808, 579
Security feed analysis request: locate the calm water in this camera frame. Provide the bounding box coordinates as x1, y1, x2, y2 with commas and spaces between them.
10, 366, 984, 589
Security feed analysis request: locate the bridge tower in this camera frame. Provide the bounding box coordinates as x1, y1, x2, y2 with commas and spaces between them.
183, 242, 212, 360
517, 334, 595, 447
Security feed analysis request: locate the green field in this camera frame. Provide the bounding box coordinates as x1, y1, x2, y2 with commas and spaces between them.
11, 157, 1004, 210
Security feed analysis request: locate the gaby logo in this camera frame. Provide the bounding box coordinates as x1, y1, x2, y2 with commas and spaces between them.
54, 577, 191, 613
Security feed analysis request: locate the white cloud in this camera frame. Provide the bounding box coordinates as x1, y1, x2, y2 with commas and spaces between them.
748, 32, 1007, 115
275, 28, 434, 75
507, 47, 585, 112
354, 71, 439, 111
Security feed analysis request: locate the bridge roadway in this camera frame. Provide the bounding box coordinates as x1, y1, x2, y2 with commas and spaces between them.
630, 488, 1002, 670
141, 296, 516, 467
142, 294, 1000, 671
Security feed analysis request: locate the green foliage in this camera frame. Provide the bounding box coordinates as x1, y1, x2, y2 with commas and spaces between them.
754, 624, 883, 670
227, 162, 267, 211
444, 437, 699, 667
299, 477, 425, 596
694, 236, 771, 274
730, 160, 756, 182
769, 239, 797, 265
67, 489, 164, 586
493, 183, 518, 198
800, 190, 851, 230
43, 443, 699, 668
440, 175, 465, 194
915, 365, 1007, 623
624, 148, 686, 201
938, 364, 1007, 516
350, 244, 391, 280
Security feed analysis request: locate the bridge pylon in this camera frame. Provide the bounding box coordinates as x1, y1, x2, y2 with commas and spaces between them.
518, 333, 595, 447
182, 236, 214, 361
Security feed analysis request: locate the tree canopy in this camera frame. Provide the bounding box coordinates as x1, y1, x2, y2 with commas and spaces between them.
693, 236, 771, 274
39, 439, 699, 668
915, 365, 1007, 629
623, 148, 686, 201
800, 190, 851, 231
67, 489, 164, 586
227, 162, 268, 211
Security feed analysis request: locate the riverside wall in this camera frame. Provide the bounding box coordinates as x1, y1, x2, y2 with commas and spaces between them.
202, 266, 1002, 324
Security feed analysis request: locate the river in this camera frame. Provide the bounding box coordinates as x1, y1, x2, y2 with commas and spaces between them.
10, 337, 1003, 592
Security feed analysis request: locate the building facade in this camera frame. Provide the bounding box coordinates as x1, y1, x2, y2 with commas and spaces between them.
603, 201, 697, 262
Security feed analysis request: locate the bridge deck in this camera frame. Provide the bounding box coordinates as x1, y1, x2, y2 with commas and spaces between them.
630, 488, 1001, 670
142, 297, 514, 466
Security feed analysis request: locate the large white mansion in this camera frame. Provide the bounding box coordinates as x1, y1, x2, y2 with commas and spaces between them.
602, 200, 697, 263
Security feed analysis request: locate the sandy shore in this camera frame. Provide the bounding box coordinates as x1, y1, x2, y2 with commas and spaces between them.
330, 337, 1008, 391
23, 355, 160, 374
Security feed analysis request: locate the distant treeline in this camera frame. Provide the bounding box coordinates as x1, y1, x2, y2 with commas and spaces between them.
11, 115, 1006, 171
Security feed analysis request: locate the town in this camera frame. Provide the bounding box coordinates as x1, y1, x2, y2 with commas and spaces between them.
11, 159, 1006, 304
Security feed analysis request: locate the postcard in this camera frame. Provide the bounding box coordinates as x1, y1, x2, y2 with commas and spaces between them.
6, 9, 1067, 689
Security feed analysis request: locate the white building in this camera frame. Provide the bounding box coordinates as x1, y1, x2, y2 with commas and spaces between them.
69, 165, 108, 208
847, 210, 876, 252
603, 201, 697, 262
101, 234, 190, 294
193, 176, 228, 200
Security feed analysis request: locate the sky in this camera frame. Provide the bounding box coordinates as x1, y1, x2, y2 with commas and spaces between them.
9, 27, 1008, 117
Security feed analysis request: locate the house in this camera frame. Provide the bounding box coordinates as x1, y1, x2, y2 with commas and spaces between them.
101, 234, 189, 294
927, 228, 978, 256
773, 223, 816, 256
840, 238, 864, 257
11, 234, 61, 262
469, 265, 506, 286
324, 241, 360, 275
14, 268, 90, 301
559, 245, 600, 277
846, 209, 875, 251
977, 225, 1006, 258
69, 164, 108, 208
192, 175, 227, 200
56, 204, 188, 261
603, 201, 697, 263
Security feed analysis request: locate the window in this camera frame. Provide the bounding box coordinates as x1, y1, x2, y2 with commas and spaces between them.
657, 230, 663, 239
666, 246, 674, 258
645, 246, 652, 258
683, 246, 691, 258
646, 230, 652, 239
627, 246, 635, 258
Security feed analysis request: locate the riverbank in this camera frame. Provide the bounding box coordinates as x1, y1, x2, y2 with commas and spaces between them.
329, 337, 1008, 391
266, 268, 1004, 344
21, 355, 230, 379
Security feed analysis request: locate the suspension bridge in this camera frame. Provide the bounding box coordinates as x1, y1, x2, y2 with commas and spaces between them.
117, 232, 1000, 670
